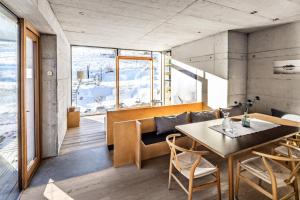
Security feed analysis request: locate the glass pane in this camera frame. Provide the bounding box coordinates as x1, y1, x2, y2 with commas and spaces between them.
119, 49, 151, 57
152, 52, 162, 104
72, 47, 117, 115
171, 60, 197, 104
0, 5, 19, 199
25, 37, 36, 167
119, 59, 151, 108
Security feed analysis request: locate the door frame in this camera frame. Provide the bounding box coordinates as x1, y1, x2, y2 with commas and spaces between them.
116, 56, 153, 109
20, 19, 41, 189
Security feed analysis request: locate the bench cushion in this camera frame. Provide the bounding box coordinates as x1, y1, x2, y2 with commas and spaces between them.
190, 110, 217, 123
141, 131, 175, 145
154, 112, 189, 135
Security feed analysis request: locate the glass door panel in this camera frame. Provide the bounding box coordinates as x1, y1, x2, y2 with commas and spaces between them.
25, 37, 36, 168
0, 5, 20, 199
118, 59, 152, 108
21, 19, 40, 189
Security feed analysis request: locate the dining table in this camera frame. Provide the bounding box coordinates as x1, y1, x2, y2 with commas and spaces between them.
175, 113, 300, 200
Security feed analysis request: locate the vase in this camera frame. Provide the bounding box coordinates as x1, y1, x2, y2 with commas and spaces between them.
222, 111, 232, 132
242, 112, 250, 127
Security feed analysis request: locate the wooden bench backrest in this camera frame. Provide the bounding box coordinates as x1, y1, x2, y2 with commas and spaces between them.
137, 109, 221, 134
138, 118, 156, 133
106, 102, 205, 145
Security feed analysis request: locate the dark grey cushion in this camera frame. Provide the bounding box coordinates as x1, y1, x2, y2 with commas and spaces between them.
271, 108, 300, 122
190, 111, 217, 123
155, 112, 189, 135
271, 108, 287, 118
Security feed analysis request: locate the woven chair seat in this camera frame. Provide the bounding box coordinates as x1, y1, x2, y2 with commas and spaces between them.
241, 156, 291, 188
274, 145, 300, 158
173, 152, 217, 179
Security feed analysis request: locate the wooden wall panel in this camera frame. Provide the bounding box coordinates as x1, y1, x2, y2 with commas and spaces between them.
113, 120, 137, 167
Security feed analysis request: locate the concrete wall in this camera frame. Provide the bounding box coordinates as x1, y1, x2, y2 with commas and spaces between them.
228, 32, 248, 105
57, 36, 71, 152
171, 31, 247, 108
171, 31, 228, 108
34, 0, 71, 157
40, 34, 70, 157
247, 21, 300, 114
41, 34, 58, 157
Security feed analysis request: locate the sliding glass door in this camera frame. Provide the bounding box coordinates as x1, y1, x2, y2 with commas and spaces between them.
24, 35, 37, 170
0, 5, 20, 200
20, 20, 41, 189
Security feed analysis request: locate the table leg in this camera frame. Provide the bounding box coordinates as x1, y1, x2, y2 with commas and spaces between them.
228, 155, 234, 200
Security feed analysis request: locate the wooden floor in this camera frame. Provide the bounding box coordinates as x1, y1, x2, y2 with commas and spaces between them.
21, 148, 290, 200
20, 115, 298, 200
60, 115, 106, 155
0, 156, 19, 200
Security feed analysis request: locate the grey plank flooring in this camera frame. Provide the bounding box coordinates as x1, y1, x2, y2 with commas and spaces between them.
0, 156, 19, 200
59, 115, 106, 155
20, 115, 296, 200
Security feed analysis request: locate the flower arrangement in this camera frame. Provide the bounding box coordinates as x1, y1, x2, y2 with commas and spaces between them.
234, 96, 260, 114
234, 96, 260, 127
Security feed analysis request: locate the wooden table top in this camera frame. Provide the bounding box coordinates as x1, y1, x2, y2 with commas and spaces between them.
176, 113, 300, 158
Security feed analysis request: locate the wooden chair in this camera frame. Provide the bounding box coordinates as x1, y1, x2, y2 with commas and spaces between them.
274, 138, 300, 158
166, 134, 221, 200
235, 150, 300, 200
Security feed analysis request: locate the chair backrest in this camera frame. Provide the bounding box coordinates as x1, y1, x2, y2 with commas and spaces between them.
166, 134, 189, 171
166, 134, 209, 172
253, 150, 300, 185
287, 137, 300, 147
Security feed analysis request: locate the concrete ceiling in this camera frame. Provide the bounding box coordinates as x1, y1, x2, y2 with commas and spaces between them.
48, 0, 300, 51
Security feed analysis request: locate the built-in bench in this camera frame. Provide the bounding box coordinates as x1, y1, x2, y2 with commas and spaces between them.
136, 117, 192, 168
111, 103, 220, 168
141, 131, 170, 145
106, 102, 207, 148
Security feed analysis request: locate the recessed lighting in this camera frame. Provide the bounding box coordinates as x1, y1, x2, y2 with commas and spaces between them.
79, 11, 85, 15
250, 10, 258, 14
197, 31, 201, 34
273, 18, 280, 21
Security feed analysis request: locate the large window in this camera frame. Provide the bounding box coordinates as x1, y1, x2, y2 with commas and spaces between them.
72, 47, 163, 115
0, 5, 19, 199
118, 57, 152, 108
72, 47, 117, 115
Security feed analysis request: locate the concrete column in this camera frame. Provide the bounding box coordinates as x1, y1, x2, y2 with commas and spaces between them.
41, 34, 58, 158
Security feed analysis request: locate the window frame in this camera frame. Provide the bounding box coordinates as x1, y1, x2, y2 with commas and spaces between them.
116, 55, 153, 109
70, 45, 164, 114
